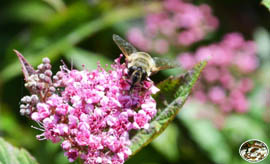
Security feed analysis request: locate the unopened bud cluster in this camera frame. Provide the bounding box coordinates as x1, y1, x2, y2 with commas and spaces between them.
20, 57, 55, 116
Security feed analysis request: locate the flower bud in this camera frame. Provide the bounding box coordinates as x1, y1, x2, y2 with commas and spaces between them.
39, 74, 46, 80
45, 70, 52, 77
44, 63, 51, 70
31, 95, 39, 104
42, 57, 50, 64
37, 64, 44, 71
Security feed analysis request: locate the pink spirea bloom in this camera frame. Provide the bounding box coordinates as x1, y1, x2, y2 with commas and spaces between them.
179, 32, 257, 113
18, 54, 159, 164
127, 0, 219, 53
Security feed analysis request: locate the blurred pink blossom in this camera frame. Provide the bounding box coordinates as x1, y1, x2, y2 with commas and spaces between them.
127, 28, 151, 51
177, 52, 195, 69
179, 32, 257, 113
208, 86, 226, 105
203, 66, 220, 83
127, 0, 219, 53
153, 39, 169, 54
229, 90, 249, 113
238, 78, 254, 93
193, 90, 208, 103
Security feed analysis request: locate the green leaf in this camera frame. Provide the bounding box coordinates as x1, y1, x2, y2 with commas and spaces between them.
64, 47, 112, 71
178, 100, 232, 164
43, 0, 66, 12
254, 27, 270, 60
248, 86, 267, 119
0, 106, 37, 148
0, 5, 145, 83
262, 0, 270, 11
223, 114, 268, 143
151, 123, 180, 162
0, 138, 39, 164
6, 1, 55, 23
129, 61, 207, 156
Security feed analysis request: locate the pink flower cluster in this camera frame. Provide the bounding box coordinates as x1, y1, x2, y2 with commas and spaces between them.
178, 33, 258, 113
127, 0, 219, 54
18, 52, 159, 164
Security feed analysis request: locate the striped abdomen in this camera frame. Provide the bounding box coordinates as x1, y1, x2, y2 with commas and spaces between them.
127, 52, 154, 76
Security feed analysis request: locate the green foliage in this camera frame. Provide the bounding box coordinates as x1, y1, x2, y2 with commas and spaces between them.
151, 124, 180, 162
0, 4, 145, 82
129, 61, 207, 156
254, 28, 270, 60
0, 138, 38, 164
6, 1, 55, 23
262, 0, 270, 11
0, 107, 36, 149
179, 101, 232, 164
223, 115, 268, 142
64, 47, 112, 70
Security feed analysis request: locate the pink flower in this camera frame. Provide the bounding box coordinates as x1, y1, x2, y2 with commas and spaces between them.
127, 0, 219, 49
199, 4, 219, 29
62, 140, 72, 151
195, 46, 213, 62
177, 29, 200, 46
234, 55, 258, 73
209, 45, 232, 66
36, 103, 50, 120
178, 32, 257, 114
229, 90, 249, 113
174, 5, 203, 28
18, 53, 158, 164
238, 78, 254, 93
193, 90, 208, 103
133, 110, 150, 129
208, 86, 226, 104
65, 149, 78, 162
219, 70, 235, 89
127, 28, 151, 51
222, 32, 244, 49
178, 52, 195, 69
203, 66, 220, 83
153, 39, 169, 54
164, 0, 184, 12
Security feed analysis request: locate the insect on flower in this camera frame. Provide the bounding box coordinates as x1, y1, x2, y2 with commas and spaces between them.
15, 43, 160, 163
113, 34, 179, 92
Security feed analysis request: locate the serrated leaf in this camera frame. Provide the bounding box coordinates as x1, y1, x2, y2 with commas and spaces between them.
0, 138, 38, 164
262, 0, 270, 11
129, 61, 207, 156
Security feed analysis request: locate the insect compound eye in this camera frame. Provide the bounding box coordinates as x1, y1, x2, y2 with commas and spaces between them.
128, 66, 137, 76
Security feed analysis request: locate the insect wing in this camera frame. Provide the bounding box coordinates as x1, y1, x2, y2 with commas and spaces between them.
112, 34, 137, 58
152, 57, 179, 73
